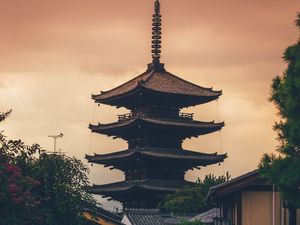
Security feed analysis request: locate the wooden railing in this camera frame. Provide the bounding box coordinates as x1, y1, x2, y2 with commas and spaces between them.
117, 112, 194, 121
179, 112, 194, 120
117, 112, 137, 121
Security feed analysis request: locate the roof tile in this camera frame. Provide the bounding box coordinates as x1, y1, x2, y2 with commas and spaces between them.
93, 70, 221, 102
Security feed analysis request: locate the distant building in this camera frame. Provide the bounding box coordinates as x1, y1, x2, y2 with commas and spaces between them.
121, 209, 193, 225
207, 170, 300, 225
83, 207, 124, 225
86, 0, 226, 208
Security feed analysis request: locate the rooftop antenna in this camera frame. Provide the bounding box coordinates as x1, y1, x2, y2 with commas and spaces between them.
48, 133, 63, 153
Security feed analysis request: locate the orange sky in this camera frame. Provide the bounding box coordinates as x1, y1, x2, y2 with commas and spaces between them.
0, 0, 299, 208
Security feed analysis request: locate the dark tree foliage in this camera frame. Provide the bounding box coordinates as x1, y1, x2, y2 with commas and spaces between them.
158, 173, 230, 214
259, 12, 300, 225
0, 111, 96, 225
0, 109, 11, 123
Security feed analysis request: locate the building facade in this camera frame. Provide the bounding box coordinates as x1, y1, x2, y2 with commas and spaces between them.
208, 170, 300, 225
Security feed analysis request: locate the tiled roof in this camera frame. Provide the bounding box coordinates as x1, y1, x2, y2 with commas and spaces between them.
189, 208, 220, 223
88, 180, 196, 194
86, 147, 226, 166
89, 114, 224, 136
123, 208, 193, 225
207, 170, 263, 198
92, 70, 221, 102
84, 207, 123, 225
95, 207, 123, 222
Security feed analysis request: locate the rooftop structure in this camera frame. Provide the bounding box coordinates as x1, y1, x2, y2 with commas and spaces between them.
83, 207, 124, 225
86, 0, 226, 209
121, 209, 193, 225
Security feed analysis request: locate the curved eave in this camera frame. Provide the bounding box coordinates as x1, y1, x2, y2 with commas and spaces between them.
85, 149, 227, 167
92, 85, 143, 105
89, 116, 224, 137
88, 180, 196, 195
92, 86, 221, 108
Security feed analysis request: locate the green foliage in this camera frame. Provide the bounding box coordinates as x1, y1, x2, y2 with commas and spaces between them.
259, 154, 300, 208
34, 153, 97, 225
269, 18, 300, 155
0, 111, 96, 225
158, 173, 230, 213
259, 12, 300, 211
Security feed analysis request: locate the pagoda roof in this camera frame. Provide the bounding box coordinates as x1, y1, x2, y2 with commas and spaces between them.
92, 69, 221, 107
86, 147, 227, 167
89, 114, 224, 138
88, 179, 196, 195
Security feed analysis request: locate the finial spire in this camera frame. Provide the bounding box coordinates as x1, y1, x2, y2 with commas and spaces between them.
151, 0, 162, 64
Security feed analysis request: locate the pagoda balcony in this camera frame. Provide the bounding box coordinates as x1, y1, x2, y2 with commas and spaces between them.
118, 112, 137, 121
117, 112, 194, 122
179, 112, 194, 120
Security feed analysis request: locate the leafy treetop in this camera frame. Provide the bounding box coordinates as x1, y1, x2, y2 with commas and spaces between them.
158, 173, 230, 214
0, 110, 96, 225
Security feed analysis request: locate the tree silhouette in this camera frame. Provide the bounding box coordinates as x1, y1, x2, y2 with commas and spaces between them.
259, 12, 300, 225
0, 111, 96, 225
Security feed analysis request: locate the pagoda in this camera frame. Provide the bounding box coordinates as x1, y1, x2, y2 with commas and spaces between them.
86, 0, 226, 209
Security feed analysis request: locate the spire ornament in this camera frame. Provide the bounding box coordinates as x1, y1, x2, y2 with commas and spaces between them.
151, 0, 162, 64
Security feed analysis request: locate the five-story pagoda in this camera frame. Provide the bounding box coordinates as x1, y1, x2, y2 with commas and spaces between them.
86, 0, 226, 209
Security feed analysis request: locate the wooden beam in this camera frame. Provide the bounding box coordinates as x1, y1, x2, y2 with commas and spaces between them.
237, 191, 242, 225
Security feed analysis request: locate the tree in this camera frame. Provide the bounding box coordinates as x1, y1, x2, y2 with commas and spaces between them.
158, 173, 230, 214
0, 109, 11, 123
0, 110, 96, 225
259, 12, 300, 225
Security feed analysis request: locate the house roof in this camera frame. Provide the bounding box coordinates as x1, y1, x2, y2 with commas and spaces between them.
86, 147, 227, 167
84, 207, 124, 225
189, 208, 220, 223
88, 179, 196, 195
89, 114, 224, 138
92, 70, 221, 104
207, 170, 267, 198
123, 208, 193, 225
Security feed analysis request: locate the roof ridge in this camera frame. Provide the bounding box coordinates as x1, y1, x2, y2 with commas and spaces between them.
125, 208, 160, 213
141, 69, 156, 84
209, 169, 259, 192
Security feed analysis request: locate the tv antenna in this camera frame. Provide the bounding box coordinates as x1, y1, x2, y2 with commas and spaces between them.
48, 133, 64, 153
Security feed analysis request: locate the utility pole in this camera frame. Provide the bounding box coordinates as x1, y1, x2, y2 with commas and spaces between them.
48, 133, 63, 153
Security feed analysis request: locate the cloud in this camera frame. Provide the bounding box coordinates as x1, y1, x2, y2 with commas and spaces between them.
0, 0, 298, 207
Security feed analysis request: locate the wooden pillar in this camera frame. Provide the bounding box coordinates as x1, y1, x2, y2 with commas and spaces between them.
237, 191, 242, 225
288, 206, 296, 225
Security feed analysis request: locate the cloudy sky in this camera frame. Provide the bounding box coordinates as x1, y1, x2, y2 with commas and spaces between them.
0, 0, 299, 206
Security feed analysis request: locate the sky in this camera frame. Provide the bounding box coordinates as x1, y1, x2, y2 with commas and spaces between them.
0, 0, 299, 208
